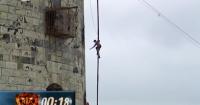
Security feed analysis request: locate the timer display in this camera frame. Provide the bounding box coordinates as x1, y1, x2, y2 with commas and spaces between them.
41, 97, 72, 105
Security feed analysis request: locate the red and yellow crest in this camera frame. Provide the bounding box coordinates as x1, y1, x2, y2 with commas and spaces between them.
16, 93, 39, 105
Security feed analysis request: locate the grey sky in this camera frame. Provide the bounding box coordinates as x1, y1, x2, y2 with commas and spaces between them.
85, 0, 200, 105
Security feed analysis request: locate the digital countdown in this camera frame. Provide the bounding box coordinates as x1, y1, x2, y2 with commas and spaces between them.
0, 91, 75, 105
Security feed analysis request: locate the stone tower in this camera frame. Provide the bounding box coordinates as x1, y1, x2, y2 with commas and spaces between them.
0, 0, 85, 105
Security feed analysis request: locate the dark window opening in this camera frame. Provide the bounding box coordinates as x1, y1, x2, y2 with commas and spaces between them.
45, 6, 78, 38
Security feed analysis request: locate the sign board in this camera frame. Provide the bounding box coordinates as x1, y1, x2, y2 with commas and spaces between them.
0, 91, 75, 105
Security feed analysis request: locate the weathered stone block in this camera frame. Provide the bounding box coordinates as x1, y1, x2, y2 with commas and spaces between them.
0, 12, 8, 20
51, 73, 59, 83
6, 43, 17, 49
3, 54, 10, 61
0, 75, 9, 84
25, 77, 48, 87
31, 65, 46, 73
22, 50, 32, 57
12, 49, 21, 56
16, 9, 26, 16
0, 26, 9, 33
0, 5, 8, 12
27, 71, 37, 78
47, 61, 62, 73
0, 0, 7, 4
7, 0, 18, 6
21, 56, 35, 64
32, 18, 40, 26
17, 62, 23, 70
60, 64, 73, 71
7, 13, 18, 21
0, 54, 3, 61
23, 64, 32, 71
9, 76, 25, 85
60, 70, 72, 81
2, 68, 25, 77
50, 54, 62, 62
23, 85, 44, 90
5, 61, 17, 69
0, 61, 5, 68
8, 6, 16, 14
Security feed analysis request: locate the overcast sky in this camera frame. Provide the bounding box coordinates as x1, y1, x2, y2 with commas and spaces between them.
84, 0, 200, 105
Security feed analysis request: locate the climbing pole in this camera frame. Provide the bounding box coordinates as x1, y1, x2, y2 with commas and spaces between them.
96, 0, 100, 105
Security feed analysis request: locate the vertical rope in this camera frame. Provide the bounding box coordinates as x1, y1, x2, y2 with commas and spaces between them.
97, 0, 100, 41
96, 0, 100, 105
97, 57, 100, 105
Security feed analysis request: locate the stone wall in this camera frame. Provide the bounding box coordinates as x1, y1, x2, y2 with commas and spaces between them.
0, 0, 85, 105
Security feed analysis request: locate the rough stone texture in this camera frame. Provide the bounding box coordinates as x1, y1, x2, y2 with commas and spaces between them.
0, 0, 85, 105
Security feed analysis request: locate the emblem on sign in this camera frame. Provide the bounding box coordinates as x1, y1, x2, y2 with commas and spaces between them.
16, 93, 39, 105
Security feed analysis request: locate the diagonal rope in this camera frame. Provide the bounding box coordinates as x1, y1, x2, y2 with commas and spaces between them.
138, 0, 200, 48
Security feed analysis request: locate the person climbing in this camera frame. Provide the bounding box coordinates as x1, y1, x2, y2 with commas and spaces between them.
90, 40, 101, 58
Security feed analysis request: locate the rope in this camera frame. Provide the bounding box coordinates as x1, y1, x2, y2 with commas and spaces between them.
96, 0, 100, 105
97, 0, 100, 41
97, 56, 100, 105
138, 0, 200, 48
